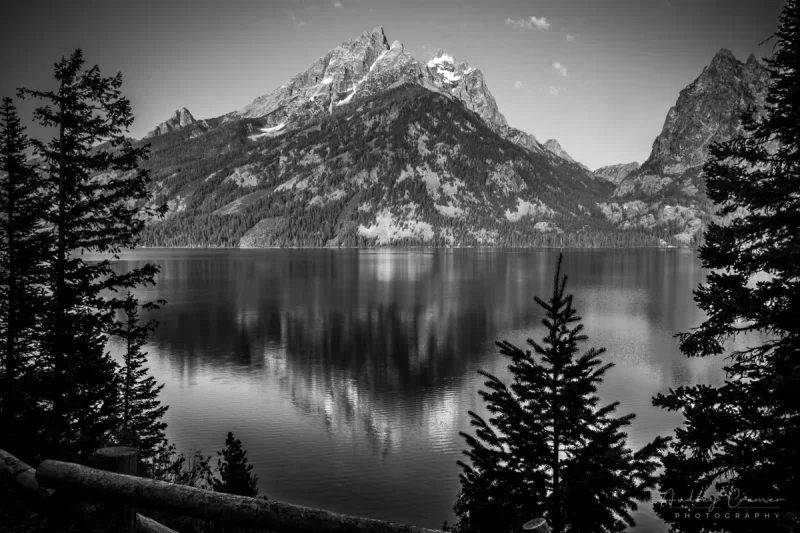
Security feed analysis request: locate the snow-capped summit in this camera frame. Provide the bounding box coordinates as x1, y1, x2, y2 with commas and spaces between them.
229, 27, 553, 153
427, 49, 455, 67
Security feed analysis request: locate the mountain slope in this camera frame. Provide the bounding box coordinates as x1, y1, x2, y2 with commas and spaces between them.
544, 139, 584, 167
226, 27, 552, 157
600, 49, 769, 244
593, 162, 639, 185
139, 84, 650, 248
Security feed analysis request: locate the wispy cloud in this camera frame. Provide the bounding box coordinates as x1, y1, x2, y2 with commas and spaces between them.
505, 16, 550, 30
565, 33, 575, 41
514, 80, 524, 89
289, 11, 306, 27
549, 85, 560, 96
553, 62, 568, 76
421, 44, 436, 58
333, 1, 343, 8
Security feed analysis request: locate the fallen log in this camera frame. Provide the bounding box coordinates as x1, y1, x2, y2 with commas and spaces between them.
0, 448, 54, 499
36, 459, 442, 533
1, 448, 177, 533
137, 513, 180, 533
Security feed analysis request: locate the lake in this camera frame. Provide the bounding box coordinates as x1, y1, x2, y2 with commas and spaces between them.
104, 248, 735, 532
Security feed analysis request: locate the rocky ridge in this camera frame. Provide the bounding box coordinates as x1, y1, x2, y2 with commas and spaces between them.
543, 139, 588, 169
593, 162, 640, 185
226, 27, 549, 154
600, 49, 769, 243
140, 84, 617, 248
145, 107, 206, 138
135, 27, 772, 248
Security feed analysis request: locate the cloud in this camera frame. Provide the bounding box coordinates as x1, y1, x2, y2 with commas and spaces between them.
514, 80, 524, 89
565, 33, 575, 41
553, 62, 568, 76
333, 1, 343, 8
505, 16, 551, 30
290, 11, 306, 27
549, 85, 560, 96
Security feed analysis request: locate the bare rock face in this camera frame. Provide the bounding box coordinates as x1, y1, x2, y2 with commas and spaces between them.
602, 49, 770, 243
422, 49, 508, 131
235, 27, 392, 125
500, 126, 544, 153
544, 139, 575, 163
615, 49, 769, 199
145, 107, 201, 138
593, 162, 640, 185
543, 139, 590, 171
229, 27, 550, 154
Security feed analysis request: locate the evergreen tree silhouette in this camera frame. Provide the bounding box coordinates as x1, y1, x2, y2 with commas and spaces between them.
110, 291, 168, 462
452, 254, 668, 533
213, 432, 260, 497
18, 49, 164, 462
0, 97, 52, 461
653, 2, 800, 531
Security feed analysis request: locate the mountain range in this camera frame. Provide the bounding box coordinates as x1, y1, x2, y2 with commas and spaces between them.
134, 27, 769, 248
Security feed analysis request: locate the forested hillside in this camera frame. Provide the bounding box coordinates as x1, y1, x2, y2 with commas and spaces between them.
139, 84, 663, 248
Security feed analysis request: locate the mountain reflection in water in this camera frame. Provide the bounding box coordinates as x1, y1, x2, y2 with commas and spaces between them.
102, 248, 753, 532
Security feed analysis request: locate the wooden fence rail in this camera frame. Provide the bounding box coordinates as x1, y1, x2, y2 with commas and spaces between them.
36, 458, 442, 533
5, 446, 551, 533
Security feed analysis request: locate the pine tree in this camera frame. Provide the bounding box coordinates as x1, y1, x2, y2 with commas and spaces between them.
110, 291, 168, 462
652, 2, 800, 531
18, 49, 163, 462
452, 254, 669, 533
0, 98, 52, 460
213, 432, 260, 497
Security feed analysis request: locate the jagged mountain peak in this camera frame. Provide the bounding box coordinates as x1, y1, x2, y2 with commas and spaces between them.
632, 48, 769, 179
175, 107, 194, 121
145, 107, 199, 138
544, 139, 575, 162
231, 26, 521, 143
711, 47, 736, 63
344, 25, 390, 50
606, 45, 770, 243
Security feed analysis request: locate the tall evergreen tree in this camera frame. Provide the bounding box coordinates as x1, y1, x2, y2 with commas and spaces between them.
213, 432, 260, 497
110, 291, 168, 461
0, 98, 52, 460
452, 255, 668, 533
18, 49, 163, 462
653, 2, 800, 531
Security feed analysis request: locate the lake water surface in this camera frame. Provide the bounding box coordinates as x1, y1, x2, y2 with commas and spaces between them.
105, 248, 735, 532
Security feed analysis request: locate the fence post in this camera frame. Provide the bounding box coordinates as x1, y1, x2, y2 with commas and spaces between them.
523, 518, 552, 533
95, 446, 139, 533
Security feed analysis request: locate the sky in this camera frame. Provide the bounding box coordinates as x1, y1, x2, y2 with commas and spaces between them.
0, 0, 785, 170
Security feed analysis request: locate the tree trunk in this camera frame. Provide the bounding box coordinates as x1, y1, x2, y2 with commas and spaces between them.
523, 518, 552, 533
53, 86, 67, 460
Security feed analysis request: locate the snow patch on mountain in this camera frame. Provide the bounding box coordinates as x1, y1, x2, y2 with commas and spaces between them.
249, 123, 286, 141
